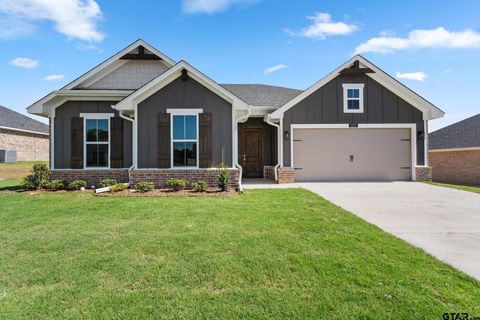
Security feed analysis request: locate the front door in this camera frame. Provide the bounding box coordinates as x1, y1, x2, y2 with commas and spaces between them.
239, 126, 263, 178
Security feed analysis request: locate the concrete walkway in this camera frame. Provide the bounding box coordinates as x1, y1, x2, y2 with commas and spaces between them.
299, 182, 480, 281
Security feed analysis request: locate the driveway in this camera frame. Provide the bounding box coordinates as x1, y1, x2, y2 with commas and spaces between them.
299, 182, 480, 281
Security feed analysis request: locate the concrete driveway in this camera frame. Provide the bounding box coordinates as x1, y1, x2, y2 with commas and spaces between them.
299, 182, 480, 281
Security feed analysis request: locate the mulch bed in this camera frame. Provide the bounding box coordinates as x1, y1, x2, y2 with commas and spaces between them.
97, 188, 238, 197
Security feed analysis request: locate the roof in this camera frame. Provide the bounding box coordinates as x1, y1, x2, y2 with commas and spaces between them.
221, 84, 302, 108
269, 54, 445, 120
429, 113, 480, 150
0, 105, 49, 134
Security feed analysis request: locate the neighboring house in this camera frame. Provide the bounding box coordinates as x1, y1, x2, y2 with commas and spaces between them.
429, 113, 480, 185
27, 40, 444, 188
0, 105, 49, 161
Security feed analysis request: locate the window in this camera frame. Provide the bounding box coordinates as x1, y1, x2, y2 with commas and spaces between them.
170, 112, 199, 168
343, 83, 364, 113
81, 113, 113, 168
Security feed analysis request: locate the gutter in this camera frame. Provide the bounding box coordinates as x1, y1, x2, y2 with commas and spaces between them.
234, 108, 251, 192
264, 115, 280, 182
119, 111, 135, 184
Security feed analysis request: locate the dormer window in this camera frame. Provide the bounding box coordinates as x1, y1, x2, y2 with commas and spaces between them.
343, 83, 364, 113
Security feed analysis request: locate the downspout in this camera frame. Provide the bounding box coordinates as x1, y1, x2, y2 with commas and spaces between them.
264, 115, 280, 182
119, 111, 135, 184
234, 108, 251, 192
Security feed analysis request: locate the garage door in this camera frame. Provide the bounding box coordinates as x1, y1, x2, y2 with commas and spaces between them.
292, 128, 412, 181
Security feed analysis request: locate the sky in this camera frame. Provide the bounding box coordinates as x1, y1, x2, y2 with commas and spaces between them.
1, 0, 479, 131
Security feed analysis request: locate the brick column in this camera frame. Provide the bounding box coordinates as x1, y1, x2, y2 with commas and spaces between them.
415, 166, 432, 181
277, 167, 295, 184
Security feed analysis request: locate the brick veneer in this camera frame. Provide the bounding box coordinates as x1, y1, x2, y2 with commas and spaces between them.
0, 128, 48, 161
415, 166, 432, 181
130, 168, 240, 189
429, 150, 480, 185
277, 167, 295, 184
263, 166, 276, 181
50, 169, 129, 187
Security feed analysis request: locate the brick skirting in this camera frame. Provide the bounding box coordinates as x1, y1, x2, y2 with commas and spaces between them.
130, 168, 240, 189
277, 167, 295, 184
263, 166, 276, 181
50, 169, 129, 187
429, 150, 480, 185
415, 166, 432, 181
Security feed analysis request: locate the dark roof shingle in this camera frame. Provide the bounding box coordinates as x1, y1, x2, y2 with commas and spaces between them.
429, 113, 480, 150
221, 84, 302, 108
0, 105, 49, 134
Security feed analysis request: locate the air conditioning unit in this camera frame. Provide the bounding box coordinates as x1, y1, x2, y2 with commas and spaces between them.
0, 149, 17, 163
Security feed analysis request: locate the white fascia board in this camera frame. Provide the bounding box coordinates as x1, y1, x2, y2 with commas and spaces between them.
429, 146, 480, 152
0, 125, 49, 136
63, 39, 176, 90
270, 54, 445, 121
114, 61, 249, 111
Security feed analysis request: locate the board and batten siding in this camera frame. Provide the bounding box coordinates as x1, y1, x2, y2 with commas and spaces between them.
53, 101, 132, 169
137, 77, 233, 168
283, 73, 425, 167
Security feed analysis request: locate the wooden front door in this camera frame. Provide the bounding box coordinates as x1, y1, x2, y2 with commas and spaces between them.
239, 126, 263, 178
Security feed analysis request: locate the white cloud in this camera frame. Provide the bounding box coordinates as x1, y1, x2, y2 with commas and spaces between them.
264, 64, 288, 75
0, 0, 104, 42
9, 57, 38, 68
43, 74, 64, 81
285, 12, 358, 40
396, 71, 427, 82
182, 0, 258, 14
355, 27, 480, 54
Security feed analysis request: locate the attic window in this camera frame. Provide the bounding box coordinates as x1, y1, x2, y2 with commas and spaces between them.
342, 84, 364, 113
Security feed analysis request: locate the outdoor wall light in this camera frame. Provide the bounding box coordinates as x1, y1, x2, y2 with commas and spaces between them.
284, 130, 290, 140
417, 130, 424, 140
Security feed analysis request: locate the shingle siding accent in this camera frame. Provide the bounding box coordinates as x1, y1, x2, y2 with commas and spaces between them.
87, 60, 169, 90
429, 150, 480, 185
0, 128, 49, 161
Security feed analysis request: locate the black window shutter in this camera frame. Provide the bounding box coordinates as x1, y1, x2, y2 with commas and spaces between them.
157, 113, 171, 168
110, 117, 123, 168
199, 112, 212, 168
71, 117, 83, 169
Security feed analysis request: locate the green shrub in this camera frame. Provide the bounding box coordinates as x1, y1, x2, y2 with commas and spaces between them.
135, 182, 155, 193
21, 163, 50, 190
110, 183, 127, 193
166, 178, 185, 192
45, 180, 65, 191
98, 179, 117, 188
193, 180, 207, 192
217, 163, 229, 191
68, 180, 87, 190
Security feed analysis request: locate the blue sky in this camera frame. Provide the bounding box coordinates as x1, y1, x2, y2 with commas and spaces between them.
1, 0, 479, 131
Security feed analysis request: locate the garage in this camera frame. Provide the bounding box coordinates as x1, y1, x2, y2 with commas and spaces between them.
292, 127, 413, 181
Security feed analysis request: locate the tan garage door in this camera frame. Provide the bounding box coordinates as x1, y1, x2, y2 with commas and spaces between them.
292, 128, 412, 181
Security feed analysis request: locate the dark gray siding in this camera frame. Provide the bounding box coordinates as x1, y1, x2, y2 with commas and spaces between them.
283, 73, 425, 166
138, 77, 233, 168
54, 101, 132, 169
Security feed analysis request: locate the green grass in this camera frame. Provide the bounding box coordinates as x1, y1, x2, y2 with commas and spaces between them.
425, 181, 480, 194
0, 189, 478, 319
0, 161, 47, 180
0, 178, 23, 190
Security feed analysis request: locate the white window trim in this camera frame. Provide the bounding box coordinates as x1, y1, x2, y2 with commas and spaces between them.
80, 113, 114, 170
169, 109, 203, 169
343, 83, 364, 113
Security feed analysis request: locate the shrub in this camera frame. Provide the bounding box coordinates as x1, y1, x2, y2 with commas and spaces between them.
45, 180, 65, 191
135, 182, 155, 193
166, 178, 185, 192
98, 179, 117, 188
110, 183, 127, 193
217, 163, 229, 192
21, 163, 50, 190
68, 180, 87, 190
193, 180, 207, 192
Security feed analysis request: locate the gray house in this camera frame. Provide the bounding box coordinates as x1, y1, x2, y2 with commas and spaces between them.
27, 40, 444, 188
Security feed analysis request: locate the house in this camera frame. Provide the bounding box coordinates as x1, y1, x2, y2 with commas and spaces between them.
0, 105, 49, 161
27, 40, 444, 188
429, 113, 480, 185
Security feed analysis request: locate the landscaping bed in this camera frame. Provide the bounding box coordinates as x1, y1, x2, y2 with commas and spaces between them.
97, 188, 237, 197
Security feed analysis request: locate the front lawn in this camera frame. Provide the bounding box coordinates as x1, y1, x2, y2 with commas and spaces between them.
0, 161, 47, 179
0, 189, 478, 319
425, 181, 480, 194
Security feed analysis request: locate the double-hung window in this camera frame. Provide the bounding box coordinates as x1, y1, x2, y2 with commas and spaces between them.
343, 83, 364, 113
81, 113, 113, 168
168, 109, 202, 168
